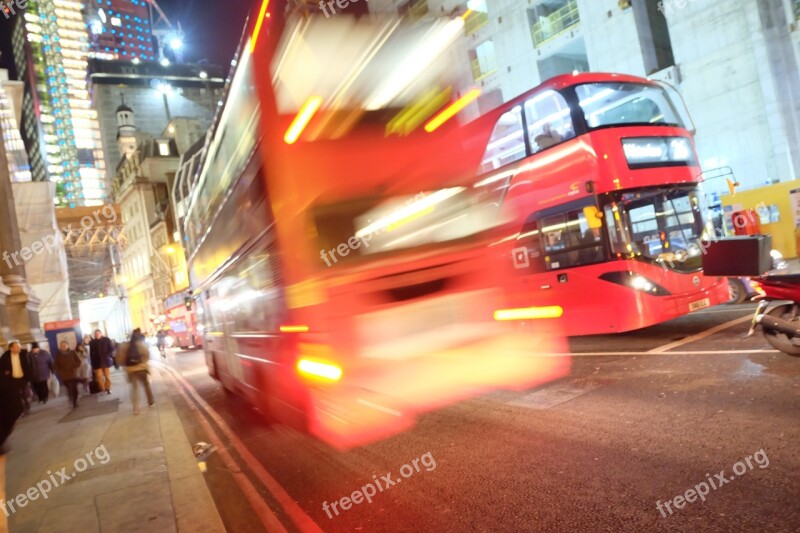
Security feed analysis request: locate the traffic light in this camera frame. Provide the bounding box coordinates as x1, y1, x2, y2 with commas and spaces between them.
185, 296, 193, 310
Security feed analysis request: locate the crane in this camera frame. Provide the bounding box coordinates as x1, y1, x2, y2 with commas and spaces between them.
144, 0, 185, 63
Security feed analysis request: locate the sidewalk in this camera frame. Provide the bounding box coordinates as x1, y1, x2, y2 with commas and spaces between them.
0, 361, 225, 533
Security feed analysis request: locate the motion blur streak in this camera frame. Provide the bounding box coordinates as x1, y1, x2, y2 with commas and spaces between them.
249, 0, 271, 53
297, 358, 343, 381
494, 306, 565, 321
279, 325, 310, 333
284, 95, 323, 144
424, 89, 481, 132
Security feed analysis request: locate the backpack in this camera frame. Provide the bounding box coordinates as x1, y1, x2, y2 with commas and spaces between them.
123, 342, 142, 366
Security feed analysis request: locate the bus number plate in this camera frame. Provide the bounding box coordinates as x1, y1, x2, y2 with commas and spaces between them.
689, 298, 710, 312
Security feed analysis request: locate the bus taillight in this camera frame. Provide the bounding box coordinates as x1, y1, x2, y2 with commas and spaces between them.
493, 306, 564, 321
297, 358, 343, 382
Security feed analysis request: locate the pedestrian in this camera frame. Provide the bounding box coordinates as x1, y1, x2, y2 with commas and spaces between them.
0, 341, 31, 416
76, 344, 92, 394
89, 329, 114, 394
54, 341, 81, 409
110, 338, 119, 370
28, 342, 54, 404
116, 328, 154, 415
0, 341, 28, 444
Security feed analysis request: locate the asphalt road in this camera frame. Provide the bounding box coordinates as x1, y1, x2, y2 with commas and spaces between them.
164, 303, 800, 532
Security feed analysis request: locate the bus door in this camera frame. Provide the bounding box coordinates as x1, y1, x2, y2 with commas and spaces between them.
510, 198, 610, 329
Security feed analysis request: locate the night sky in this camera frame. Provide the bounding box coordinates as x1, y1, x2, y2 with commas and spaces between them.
156, 0, 253, 67
0, 0, 254, 74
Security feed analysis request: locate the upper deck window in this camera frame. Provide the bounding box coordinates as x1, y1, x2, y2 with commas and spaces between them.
480, 106, 525, 173
576, 82, 685, 130
524, 89, 575, 153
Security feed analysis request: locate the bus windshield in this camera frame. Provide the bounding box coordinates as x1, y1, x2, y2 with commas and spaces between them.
603, 187, 709, 272
577, 82, 686, 130
313, 184, 504, 268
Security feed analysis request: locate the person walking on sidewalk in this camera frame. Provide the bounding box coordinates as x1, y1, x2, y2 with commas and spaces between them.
28, 342, 54, 404
76, 344, 92, 394
0, 341, 31, 416
89, 329, 114, 394
54, 341, 82, 409
0, 341, 25, 440
116, 329, 154, 415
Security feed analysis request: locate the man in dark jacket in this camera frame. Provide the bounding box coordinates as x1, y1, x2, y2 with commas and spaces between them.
54, 341, 82, 409
89, 329, 114, 394
0, 341, 31, 421
28, 342, 54, 404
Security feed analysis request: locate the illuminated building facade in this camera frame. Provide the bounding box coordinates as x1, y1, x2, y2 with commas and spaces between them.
86, 0, 156, 62
11, 0, 109, 206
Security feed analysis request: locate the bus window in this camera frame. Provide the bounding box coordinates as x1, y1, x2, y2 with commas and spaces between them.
540, 206, 606, 270
524, 90, 575, 153
576, 82, 685, 129
480, 106, 525, 173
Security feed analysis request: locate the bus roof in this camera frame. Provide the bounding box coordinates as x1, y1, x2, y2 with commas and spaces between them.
481, 72, 660, 122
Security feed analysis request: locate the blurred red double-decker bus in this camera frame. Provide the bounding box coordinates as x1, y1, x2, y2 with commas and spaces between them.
164, 291, 203, 350
183, 2, 569, 449
469, 72, 729, 336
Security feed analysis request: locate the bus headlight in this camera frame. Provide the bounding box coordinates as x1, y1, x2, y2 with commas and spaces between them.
621, 137, 695, 167
600, 271, 671, 296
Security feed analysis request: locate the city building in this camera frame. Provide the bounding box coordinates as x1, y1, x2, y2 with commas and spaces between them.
85, 0, 157, 62
88, 58, 225, 181
10, 0, 109, 206
112, 104, 201, 333
2, 69, 70, 325
369, 0, 800, 197
0, 69, 31, 182
0, 77, 47, 345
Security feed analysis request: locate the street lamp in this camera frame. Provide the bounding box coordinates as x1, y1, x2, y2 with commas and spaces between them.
160, 57, 171, 67
170, 37, 183, 51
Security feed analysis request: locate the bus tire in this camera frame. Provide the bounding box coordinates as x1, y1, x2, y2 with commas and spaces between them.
726, 278, 747, 304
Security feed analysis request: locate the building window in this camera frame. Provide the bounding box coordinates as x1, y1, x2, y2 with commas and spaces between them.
464, 0, 489, 35
529, 0, 580, 48
158, 141, 170, 156
470, 40, 497, 82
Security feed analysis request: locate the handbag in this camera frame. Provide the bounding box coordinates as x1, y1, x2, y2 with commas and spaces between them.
48, 373, 60, 397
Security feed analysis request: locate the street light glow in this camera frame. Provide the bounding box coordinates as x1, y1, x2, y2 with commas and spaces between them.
170, 37, 183, 51
199, 70, 208, 79
160, 57, 171, 67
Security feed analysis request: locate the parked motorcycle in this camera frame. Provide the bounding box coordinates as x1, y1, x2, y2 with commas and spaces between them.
749, 273, 800, 356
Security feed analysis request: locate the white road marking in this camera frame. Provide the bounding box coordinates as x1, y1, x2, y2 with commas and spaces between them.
694, 307, 756, 315
646, 315, 754, 353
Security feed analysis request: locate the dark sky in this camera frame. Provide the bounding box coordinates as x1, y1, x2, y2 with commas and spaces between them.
0, 0, 253, 73
157, 0, 253, 67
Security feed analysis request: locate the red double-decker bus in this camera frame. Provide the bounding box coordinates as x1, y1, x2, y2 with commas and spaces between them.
165, 291, 203, 350
472, 72, 729, 336
184, 3, 569, 448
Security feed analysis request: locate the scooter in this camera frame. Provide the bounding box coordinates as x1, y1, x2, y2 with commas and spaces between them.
749, 273, 800, 356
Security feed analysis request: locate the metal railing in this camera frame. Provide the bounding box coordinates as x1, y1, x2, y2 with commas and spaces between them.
471, 58, 496, 82
465, 10, 489, 35
407, 0, 429, 21
531, 0, 580, 48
